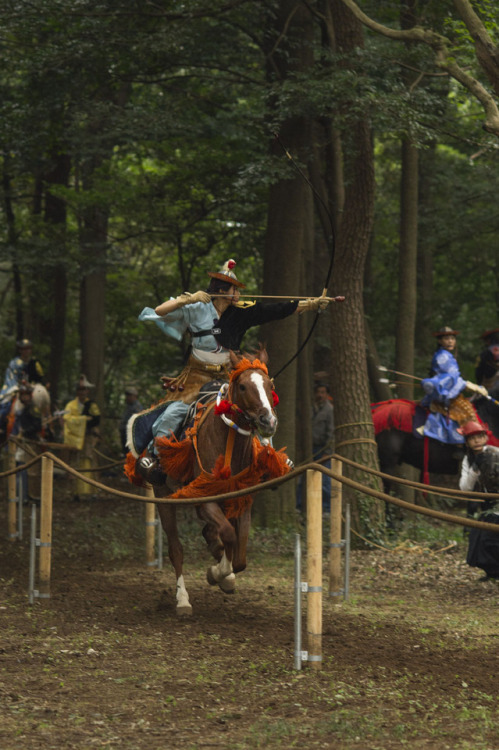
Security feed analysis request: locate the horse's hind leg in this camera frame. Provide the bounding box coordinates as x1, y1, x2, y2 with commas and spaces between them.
157, 503, 192, 616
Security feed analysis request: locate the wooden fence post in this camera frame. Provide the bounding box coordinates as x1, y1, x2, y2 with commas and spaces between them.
306, 468, 322, 670
145, 485, 156, 567
38, 455, 53, 599
8, 441, 17, 540
329, 458, 343, 597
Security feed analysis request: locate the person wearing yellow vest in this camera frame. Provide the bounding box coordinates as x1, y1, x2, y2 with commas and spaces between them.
63, 375, 101, 500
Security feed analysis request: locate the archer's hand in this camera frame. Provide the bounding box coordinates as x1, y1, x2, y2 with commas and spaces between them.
297, 291, 330, 313
176, 291, 211, 307
465, 381, 489, 397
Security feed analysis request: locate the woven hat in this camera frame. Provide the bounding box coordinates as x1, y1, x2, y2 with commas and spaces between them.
207, 258, 245, 289
480, 327, 499, 340
77, 374, 94, 389
457, 420, 487, 437
433, 326, 459, 337
125, 386, 138, 396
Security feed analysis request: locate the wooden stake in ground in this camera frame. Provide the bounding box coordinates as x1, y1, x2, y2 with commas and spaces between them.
306, 469, 322, 670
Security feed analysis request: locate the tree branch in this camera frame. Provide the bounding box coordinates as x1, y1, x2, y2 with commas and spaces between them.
339, 0, 499, 138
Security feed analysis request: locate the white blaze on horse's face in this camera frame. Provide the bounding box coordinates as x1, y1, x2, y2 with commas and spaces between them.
250, 371, 277, 437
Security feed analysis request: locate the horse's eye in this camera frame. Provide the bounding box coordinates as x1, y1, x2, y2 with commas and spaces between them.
239, 384, 246, 392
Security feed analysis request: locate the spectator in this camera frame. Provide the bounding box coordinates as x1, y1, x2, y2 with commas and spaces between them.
458, 420, 499, 582
119, 386, 143, 456
63, 375, 101, 500
297, 382, 335, 513
312, 383, 335, 511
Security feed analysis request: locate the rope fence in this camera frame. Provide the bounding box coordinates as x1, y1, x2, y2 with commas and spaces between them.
3, 438, 499, 671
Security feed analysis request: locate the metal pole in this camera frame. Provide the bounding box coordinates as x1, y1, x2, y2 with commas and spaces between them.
28, 503, 37, 605
294, 533, 302, 670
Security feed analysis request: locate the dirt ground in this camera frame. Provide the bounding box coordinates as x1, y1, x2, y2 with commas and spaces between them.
1, 472, 499, 749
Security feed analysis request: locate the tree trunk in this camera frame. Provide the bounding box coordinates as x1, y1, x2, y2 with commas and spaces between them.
79, 197, 108, 411
327, 0, 385, 540
43, 152, 71, 402
254, 0, 315, 525
395, 138, 419, 400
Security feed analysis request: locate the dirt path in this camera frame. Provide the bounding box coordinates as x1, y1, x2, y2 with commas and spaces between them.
1, 478, 499, 749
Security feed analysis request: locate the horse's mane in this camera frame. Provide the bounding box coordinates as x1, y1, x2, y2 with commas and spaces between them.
230, 357, 268, 381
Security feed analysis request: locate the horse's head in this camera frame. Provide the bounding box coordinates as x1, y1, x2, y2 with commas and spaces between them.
228, 351, 278, 438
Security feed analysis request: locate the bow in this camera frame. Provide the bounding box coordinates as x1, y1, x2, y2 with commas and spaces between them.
272, 132, 338, 378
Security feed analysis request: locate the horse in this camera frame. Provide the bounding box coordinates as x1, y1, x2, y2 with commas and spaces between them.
372, 396, 499, 490
0, 382, 52, 446
126, 349, 290, 616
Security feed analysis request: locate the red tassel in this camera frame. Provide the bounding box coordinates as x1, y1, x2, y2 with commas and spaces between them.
272, 390, 279, 407
214, 399, 233, 415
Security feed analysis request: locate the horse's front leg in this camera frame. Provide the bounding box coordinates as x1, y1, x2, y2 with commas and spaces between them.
156, 500, 192, 616
231, 507, 252, 574
197, 502, 237, 593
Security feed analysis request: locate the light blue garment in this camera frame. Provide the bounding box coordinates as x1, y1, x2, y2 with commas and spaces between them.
147, 400, 190, 454
139, 301, 221, 352
421, 348, 466, 444
1, 356, 25, 398
139, 301, 222, 455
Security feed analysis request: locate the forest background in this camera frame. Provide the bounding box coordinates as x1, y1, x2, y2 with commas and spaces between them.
1, 0, 498, 534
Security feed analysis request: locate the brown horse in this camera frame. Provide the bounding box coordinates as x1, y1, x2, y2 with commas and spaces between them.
151, 350, 290, 616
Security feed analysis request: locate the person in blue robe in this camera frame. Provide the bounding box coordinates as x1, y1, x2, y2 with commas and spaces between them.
420, 326, 487, 444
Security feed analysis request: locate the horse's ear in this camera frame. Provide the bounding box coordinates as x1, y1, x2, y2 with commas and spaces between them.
229, 350, 241, 368
257, 344, 269, 365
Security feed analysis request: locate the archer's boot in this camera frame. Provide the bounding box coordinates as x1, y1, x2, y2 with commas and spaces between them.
137, 454, 166, 486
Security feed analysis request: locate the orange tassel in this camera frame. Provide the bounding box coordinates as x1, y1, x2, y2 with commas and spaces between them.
124, 451, 146, 487
156, 434, 196, 483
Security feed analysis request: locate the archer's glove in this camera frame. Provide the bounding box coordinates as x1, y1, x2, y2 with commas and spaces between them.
297, 291, 329, 313
465, 381, 489, 397
175, 291, 211, 307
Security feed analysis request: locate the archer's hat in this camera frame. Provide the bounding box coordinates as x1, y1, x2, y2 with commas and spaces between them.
480, 327, 499, 340
207, 258, 245, 289
16, 338, 33, 349
433, 326, 459, 337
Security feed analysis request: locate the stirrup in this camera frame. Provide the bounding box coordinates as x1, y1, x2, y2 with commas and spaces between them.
137, 455, 166, 486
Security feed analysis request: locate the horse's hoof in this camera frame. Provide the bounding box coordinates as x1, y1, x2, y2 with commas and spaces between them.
206, 566, 218, 586
218, 574, 236, 594
176, 604, 193, 616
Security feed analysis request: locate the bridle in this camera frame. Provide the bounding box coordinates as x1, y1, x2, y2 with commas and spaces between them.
214, 361, 278, 437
